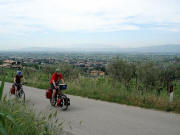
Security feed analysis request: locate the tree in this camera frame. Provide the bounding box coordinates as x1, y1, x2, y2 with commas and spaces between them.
0, 60, 2, 65
162, 65, 176, 92
107, 59, 133, 90
136, 61, 160, 91
130, 61, 140, 90
174, 57, 180, 80
58, 63, 80, 81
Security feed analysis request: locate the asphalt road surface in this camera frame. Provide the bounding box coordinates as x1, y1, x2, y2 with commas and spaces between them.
3, 83, 180, 135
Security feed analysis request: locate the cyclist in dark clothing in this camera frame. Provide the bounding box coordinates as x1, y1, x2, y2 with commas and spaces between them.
14, 71, 25, 95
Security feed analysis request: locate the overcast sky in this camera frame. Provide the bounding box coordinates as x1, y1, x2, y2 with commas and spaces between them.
0, 0, 180, 50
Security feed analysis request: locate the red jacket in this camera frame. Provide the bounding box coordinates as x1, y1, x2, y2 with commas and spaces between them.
49, 72, 63, 84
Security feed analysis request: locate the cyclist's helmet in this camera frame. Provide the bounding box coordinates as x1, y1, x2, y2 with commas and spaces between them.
55, 68, 60, 72
17, 71, 22, 76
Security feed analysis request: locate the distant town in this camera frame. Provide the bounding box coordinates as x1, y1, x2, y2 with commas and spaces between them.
0, 51, 180, 77
0, 52, 110, 76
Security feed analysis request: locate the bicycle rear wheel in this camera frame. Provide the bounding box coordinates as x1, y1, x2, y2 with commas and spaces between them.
18, 90, 25, 103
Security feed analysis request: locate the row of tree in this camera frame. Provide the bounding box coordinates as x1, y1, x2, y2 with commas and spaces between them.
106, 58, 180, 94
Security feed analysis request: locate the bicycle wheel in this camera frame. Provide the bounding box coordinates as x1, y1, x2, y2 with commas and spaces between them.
9, 90, 14, 100
61, 95, 69, 111
18, 90, 25, 103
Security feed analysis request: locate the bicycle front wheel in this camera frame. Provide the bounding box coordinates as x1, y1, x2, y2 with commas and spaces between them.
61, 95, 69, 111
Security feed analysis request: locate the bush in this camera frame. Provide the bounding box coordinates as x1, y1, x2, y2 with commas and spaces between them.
107, 59, 133, 90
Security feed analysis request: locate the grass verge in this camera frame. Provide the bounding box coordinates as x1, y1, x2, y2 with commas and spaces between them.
66, 77, 180, 113
0, 97, 62, 135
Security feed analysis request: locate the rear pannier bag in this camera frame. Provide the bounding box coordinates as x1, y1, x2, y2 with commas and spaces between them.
10, 86, 15, 95
46, 88, 52, 99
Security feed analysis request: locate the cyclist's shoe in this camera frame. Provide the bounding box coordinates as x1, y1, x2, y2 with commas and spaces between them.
51, 98, 56, 106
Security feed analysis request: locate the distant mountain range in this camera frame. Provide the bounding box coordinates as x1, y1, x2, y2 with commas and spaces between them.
124, 45, 180, 53
2, 45, 180, 53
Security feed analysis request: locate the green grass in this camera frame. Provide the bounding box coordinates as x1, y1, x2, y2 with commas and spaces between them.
66, 77, 180, 113
0, 98, 62, 135
0, 76, 5, 100
0, 70, 63, 135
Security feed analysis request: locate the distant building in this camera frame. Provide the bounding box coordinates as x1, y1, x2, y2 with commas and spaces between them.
90, 70, 98, 76
90, 70, 105, 76
0, 59, 22, 69
98, 71, 105, 76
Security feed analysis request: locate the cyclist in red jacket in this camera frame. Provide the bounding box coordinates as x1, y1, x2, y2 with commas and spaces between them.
49, 69, 65, 103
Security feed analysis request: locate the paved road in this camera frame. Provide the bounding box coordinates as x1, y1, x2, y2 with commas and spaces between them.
3, 83, 180, 135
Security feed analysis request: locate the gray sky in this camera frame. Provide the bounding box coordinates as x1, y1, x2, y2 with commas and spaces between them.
0, 0, 180, 50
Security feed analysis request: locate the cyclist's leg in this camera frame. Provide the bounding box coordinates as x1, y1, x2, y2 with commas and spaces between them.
55, 82, 61, 96
14, 83, 18, 95
16, 83, 21, 96
50, 84, 56, 102
52, 89, 56, 99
